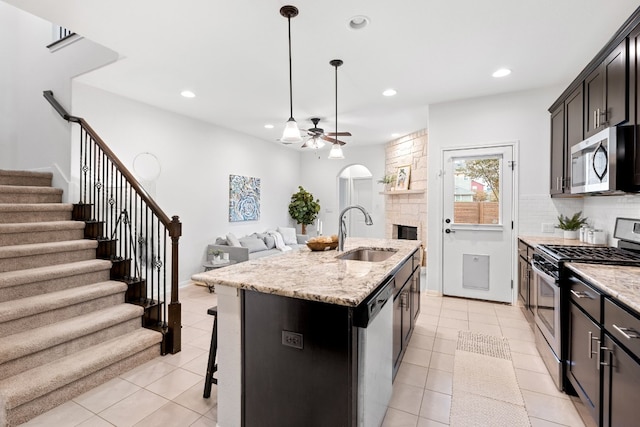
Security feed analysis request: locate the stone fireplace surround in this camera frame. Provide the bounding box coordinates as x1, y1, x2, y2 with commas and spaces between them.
383, 129, 427, 265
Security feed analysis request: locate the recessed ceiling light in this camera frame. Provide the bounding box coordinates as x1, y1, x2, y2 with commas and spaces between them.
264, 124, 274, 129
383, 89, 397, 97
348, 15, 370, 30
180, 90, 196, 98
492, 68, 511, 78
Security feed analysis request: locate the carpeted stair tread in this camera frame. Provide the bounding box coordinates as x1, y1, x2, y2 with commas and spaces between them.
0, 259, 112, 291
0, 221, 85, 235
0, 221, 86, 247
0, 304, 144, 365
0, 203, 73, 212
0, 186, 63, 204
0, 281, 127, 324
0, 204, 73, 224
0, 328, 162, 410
0, 170, 52, 187
0, 240, 97, 260
0, 185, 62, 195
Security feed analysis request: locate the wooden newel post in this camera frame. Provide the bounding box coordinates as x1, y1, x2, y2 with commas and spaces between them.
167, 215, 182, 354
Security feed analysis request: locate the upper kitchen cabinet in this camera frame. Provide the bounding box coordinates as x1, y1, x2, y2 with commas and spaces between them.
627, 26, 640, 187
549, 85, 583, 196
549, 104, 565, 195
584, 40, 629, 138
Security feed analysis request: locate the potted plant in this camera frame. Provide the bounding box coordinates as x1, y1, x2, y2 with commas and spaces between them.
377, 174, 396, 191
288, 186, 321, 235
208, 248, 223, 262
557, 211, 588, 239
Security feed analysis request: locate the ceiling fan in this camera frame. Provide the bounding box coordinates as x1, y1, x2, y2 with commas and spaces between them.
301, 117, 351, 148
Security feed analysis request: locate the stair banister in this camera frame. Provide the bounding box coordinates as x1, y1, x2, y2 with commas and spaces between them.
43, 90, 182, 354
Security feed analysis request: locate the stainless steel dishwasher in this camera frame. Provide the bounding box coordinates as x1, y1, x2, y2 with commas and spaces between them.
354, 276, 394, 427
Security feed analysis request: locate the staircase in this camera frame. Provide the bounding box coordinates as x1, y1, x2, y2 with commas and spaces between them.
0, 170, 162, 427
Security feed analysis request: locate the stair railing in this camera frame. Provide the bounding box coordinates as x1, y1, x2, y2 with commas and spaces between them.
43, 90, 182, 355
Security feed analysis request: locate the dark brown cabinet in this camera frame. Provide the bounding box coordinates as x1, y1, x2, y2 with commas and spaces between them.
550, 104, 566, 195
517, 239, 534, 323
392, 249, 420, 378
585, 40, 628, 138
567, 300, 601, 424
600, 297, 640, 427
627, 26, 640, 187
601, 334, 640, 427
566, 271, 640, 427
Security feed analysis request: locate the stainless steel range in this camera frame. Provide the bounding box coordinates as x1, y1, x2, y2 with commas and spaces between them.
531, 218, 640, 391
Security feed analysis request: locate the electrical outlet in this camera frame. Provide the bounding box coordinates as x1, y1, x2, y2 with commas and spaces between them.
542, 223, 555, 233
282, 331, 303, 349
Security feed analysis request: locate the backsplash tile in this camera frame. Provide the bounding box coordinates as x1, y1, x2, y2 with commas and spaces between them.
519, 193, 640, 245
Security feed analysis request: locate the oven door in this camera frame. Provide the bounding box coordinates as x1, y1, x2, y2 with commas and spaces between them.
531, 262, 561, 356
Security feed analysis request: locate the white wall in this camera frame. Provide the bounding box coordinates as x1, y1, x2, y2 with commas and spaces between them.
72, 83, 302, 284
0, 2, 117, 190
299, 145, 386, 238
427, 86, 566, 294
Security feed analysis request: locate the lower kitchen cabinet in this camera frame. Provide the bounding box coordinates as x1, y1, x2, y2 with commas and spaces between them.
567, 300, 601, 424
601, 334, 640, 427
567, 271, 640, 427
517, 239, 534, 324
392, 249, 420, 379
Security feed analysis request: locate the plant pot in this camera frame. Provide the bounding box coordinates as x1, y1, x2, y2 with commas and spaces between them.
563, 230, 579, 240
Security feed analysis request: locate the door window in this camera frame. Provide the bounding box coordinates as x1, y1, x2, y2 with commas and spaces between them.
451, 156, 502, 225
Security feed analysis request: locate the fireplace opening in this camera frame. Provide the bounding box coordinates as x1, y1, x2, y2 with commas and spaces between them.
395, 225, 418, 240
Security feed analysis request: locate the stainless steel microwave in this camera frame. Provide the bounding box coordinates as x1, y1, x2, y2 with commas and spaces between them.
570, 127, 617, 194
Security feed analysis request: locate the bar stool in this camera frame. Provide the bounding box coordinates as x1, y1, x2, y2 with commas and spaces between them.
203, 306, 218, 398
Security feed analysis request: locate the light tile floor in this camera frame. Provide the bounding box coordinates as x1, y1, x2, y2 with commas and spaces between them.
22, 281, 587, 427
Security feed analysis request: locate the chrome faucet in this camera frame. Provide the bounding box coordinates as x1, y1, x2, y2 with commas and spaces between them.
338, 205, 373, 251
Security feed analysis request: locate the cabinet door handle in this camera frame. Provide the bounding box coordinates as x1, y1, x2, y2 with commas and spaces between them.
556, 176, 561, 191
600, 346, 610, 368
571, 289, 591, 299
613, 324, 640, 339
588, 331, 599, 359
594, 110, 597, 130
596, 340, 602, 370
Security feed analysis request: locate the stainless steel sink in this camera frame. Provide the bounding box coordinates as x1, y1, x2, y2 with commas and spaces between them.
337, 248, 397, 262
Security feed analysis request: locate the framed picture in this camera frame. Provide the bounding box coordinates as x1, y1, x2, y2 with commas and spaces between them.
395, 165, 411, 191
229, 174, 261, 222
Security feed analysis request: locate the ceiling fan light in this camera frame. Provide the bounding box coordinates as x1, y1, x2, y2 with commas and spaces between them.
328, 144, 344, 159
313, 138, 325, 149
281, 117, 302, 143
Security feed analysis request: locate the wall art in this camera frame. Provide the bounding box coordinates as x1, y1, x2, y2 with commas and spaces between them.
229, 174, 261, 222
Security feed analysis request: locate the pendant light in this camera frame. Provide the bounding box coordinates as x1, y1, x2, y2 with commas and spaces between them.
280, 5, 302, 143
328, 59, 345, 159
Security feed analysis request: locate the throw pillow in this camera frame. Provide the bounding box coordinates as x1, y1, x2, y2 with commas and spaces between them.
215, 237, 228, 245
239, 236, 268, 253
256, 232, 276, 249
278, 227, 298, 245
226, 232, 241, 247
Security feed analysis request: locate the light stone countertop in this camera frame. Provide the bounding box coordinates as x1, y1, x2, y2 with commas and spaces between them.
191, 237, 422, 307
519, 235, 604, 248
566, 263, 640, 313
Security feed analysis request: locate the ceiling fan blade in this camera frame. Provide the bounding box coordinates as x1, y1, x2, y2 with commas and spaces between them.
322, 135, 346, 146
326, 132, 351, 137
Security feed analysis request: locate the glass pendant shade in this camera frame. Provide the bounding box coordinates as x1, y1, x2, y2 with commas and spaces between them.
328, 144, 344, 159
281, 117, 302, 143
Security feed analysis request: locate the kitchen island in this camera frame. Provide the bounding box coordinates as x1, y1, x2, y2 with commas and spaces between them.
191, 237, 421, 427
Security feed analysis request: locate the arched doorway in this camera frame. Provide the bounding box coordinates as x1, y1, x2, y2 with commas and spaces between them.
338, 165, 374, 238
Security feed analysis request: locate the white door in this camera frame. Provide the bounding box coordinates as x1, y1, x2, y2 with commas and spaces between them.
441, 145, 515, 303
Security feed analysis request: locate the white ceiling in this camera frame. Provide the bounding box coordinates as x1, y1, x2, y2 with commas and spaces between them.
7, 0, 640, 148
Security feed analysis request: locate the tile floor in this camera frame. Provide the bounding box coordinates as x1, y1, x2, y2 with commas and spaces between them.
21, 281, 586, 427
